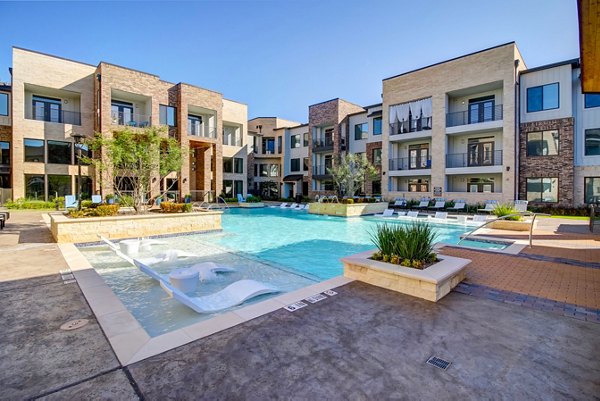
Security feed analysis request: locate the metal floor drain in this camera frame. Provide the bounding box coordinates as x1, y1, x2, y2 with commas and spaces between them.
60, 318, 89, 331
426, 356, 451, 370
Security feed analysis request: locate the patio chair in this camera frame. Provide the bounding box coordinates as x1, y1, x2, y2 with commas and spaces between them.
406, 211, 419, 218
91, 194, 102, 204
375, 209, 395, 218
392, 198, 407, 208
514, 200, 528, 213
278, 202, 289, 208
429, 198, 446, 210
414, 198, 431, 209
472, 215, 489, 223
237, 194, 246, 203
64, 195, 78, 210
477, 200, 498, 213
447, 200, 466, 213
288, 203, 299, 209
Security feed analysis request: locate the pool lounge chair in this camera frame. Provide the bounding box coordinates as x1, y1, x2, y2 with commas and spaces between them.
414, 198, 431, 209
288, 203, 298, 209
406, 211, 419, 218
429, 199, 446, 210
279, 202, 289, 208
237, 194, 246, 203
64, 195, 78, 210
392, 199, 407, 208
472, 215, 488, 223
478, 200, 498, 213
514, 200, 528, 213
158, 278, 279, 314
91, 194, 102, 204
375, 209, 395, 218
133, 259, 235, 283
396, 211, 407, 217
431, 212, 448, 220
447, 200, 466, 213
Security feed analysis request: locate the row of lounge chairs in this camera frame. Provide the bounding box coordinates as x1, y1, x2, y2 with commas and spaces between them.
277, 203, 309, 210
391, 198, 529, 213
374, 208, 489, 224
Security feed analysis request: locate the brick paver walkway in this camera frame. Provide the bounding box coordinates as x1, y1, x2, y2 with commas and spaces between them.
441, 247, 600, 310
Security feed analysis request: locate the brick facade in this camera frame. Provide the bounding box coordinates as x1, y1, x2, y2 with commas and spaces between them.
518, 118, 574, 207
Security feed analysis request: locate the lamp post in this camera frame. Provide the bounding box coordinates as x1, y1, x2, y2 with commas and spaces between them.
70, 132, 84, 211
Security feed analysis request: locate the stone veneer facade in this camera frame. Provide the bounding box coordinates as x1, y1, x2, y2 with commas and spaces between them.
518, 118, 575, 207
365, 141, 382, 195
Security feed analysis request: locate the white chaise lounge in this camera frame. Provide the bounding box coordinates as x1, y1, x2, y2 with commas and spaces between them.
159, 278, 280, 314
133, 259, 235, 283
375, 209, 395, 218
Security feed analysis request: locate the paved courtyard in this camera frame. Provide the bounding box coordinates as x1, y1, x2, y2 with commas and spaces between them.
0, 212, 599, 400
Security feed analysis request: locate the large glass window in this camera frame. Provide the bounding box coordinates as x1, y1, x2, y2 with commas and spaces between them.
262, 138, 275, 154
234, 157, 243, 174
408, 178, 429, 192
291, 135, 300, 148
372, 148, 382, 166
111, 101, 134, 126
47, 140, 72, 164
354, 123, 368, 140
585, 129, 600, 156
75, 176, 93, 200
24, 139, 44, 163
372, 180, 381, 195
303, 133, 309, 147
526, 177, 558, 203
373, 117, 382, 135
159, 105, 177, 127
585, 177, 600, 204
260, 164, 269, 177
291, 158, 300, 172
527, 130, 559, 156
223, 126, 240, 146
303, 157, 309, 171
25, 174, 45, 199
188, 115, 202, 136
270, 164, 279, 177
48, 175, 71, 199
468, 177, 495, 193
277, 136, 282, 154
0, 141, 9, 165
234, 180, 244, 196
223, 157, 233, 173
0, 93, 7, 116
33, 95, 62, 123
409, 144, 430, 169
527, 83, 559, 112
584, 94, 600, 109
222, 180, 234, 198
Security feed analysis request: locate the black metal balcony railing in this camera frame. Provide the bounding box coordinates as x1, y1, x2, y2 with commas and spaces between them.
446, 150, 503, 168
312, 138, 334, 152
389, 117, 432, 136
313, 164, 333, 176
389, 156, 432, 171
27, 109, 81, 125
446, 104, 503, 127
111, 111, 151, 128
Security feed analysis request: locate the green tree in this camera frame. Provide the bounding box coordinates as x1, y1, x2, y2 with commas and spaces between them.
327, 153, 378, 197
82, 127, 183, 214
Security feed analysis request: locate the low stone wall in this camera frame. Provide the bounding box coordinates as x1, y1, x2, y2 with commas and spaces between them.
238, 202, 265, 208
341, 250, 470, 302
309, 202, 388, 217
49, 211, 222, 243
488, 219, 536, 232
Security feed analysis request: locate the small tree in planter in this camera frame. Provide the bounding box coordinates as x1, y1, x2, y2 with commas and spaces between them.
83, 127, 183, 214
328, 154, 378, 199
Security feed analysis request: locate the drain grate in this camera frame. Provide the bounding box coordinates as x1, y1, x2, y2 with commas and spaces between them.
60, 318, 89, 331
426, 356, 451, 370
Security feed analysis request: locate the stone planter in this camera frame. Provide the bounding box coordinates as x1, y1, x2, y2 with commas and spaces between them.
238, 202, 265, 208
488, 219, 536, 232
309, 202, 388, 217
341, 250, 470, 302
49, 211, 222, 243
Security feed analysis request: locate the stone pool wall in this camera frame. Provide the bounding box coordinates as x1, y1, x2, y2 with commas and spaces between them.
308, 202, 388, 217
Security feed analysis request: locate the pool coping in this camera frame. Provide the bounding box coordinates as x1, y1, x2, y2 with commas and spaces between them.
58, 243, 354, 366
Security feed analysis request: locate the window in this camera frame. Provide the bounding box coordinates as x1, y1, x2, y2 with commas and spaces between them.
24, 139, 44, 163
262, 138, 275, 154
354, 123, 368, 140
291, 158, 300, 172
223, 158, 233, 173
234, 157, 243, 174
408, 144, 430, 169
373, 117, 382, 135
527, 83, 559, 112
0, 142, 9, 165
468, 177, 495, 193
254, 164, 258, 177
111, 101, 134, 125
372, 148, 382, 166
33, 95, 62, 123
223, 126, 240, 146
75, 176, 93, 200
234, 180, 244, 196
25, 174, 45, 199
222, 180, 234, 197
47, 140, 72, 164
527, 177, 558, 203
303, 133, 309, 146
75, 143, 92, 166
159, 105, 177, 127
372, 180, 381, 195
468, 96, 495, 123
527, 130, 559, 156
408, 178, 429, 192
277, 136, 282, 154
260, 164, 269, 177
303, 157, 309, 171
468, 137, 495, 166
585, 129, 600, 156
188, 115, 202, 135
291, 134, 300, 148
584, 94, 600, 109
270, 164, 279, 177
584, 177, 600, 204
0, 93, 7, 116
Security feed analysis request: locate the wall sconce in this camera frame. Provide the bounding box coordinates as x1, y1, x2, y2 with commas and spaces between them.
152, 177, 157, 183
183, 178, 187, 183
506, 166, 510, 171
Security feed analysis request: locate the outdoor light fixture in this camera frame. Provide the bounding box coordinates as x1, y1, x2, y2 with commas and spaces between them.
70, 132, 85, 211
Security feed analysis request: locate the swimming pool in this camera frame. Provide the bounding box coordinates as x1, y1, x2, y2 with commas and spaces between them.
78, 207, 487, 336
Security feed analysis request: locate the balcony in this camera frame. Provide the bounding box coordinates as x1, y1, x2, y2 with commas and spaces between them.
313, 164, 333, 178
446, 104, 503, 129
111, 111, 151, 128
389, 156, 431, 171
445, 150, 503, 175
25, 109, 81, 125
188, 120, 216, 139
313, 138, 334, 153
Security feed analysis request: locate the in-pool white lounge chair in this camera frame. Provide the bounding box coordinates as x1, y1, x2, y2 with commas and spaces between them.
406, 211, 419, 218
514, 200, 528, 213
133, 259, 235, 283
472, 215, 488, 223
396, 211, 407, 217
477, 200, 498, 213
279, 202, 289, 208
415, 198, 431, 209
292, 203, 303, 210
432, 212, 448, 220
447, 200, 466, 213
288, 203, 298, 209
429, 199, 446, 210
375, 209, 395, 218
159, 278, 280, 314
140, 249, 198, 265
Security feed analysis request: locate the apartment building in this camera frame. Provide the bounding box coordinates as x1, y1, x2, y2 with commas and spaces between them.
382, 42, 526, 204
247, 117, 299, 198
6, 47, 248, 202
519, 59, 600, 207
281, 123, 309, 198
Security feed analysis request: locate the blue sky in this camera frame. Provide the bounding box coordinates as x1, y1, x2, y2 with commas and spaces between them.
1, 0, 579, 122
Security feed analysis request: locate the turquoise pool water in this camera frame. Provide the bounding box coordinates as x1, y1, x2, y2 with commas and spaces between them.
200, 207, 479, 280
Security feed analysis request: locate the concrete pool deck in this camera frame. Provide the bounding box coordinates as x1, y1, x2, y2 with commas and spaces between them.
1, 211, 599, 399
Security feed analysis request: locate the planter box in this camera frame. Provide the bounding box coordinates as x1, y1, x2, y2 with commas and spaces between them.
488, 219, 536, 232
238, 202, 265, 208
309, 202, 388, 217
341, 250, 470, 302
49, 211, 222, 243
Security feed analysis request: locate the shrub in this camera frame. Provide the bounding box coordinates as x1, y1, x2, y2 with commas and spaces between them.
118, 194, 134, 207
529, 205, 590, 217
92, 204, 120, 217
67, 209, 86, 218
369, 222, 438, 269
160, 201, 191, 213
81, 200, 94, 209
343, 198, 354, 204
5, 198, 58, 209
247, 195, 262, 203
493, 203, 522, 221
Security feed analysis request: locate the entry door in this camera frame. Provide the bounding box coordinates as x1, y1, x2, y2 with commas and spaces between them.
468, 142, 494, 167
468, 97, 495, 124
409, 145, 429, 169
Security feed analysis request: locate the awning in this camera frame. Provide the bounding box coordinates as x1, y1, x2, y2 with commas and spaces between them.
283, 174, 304, 182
